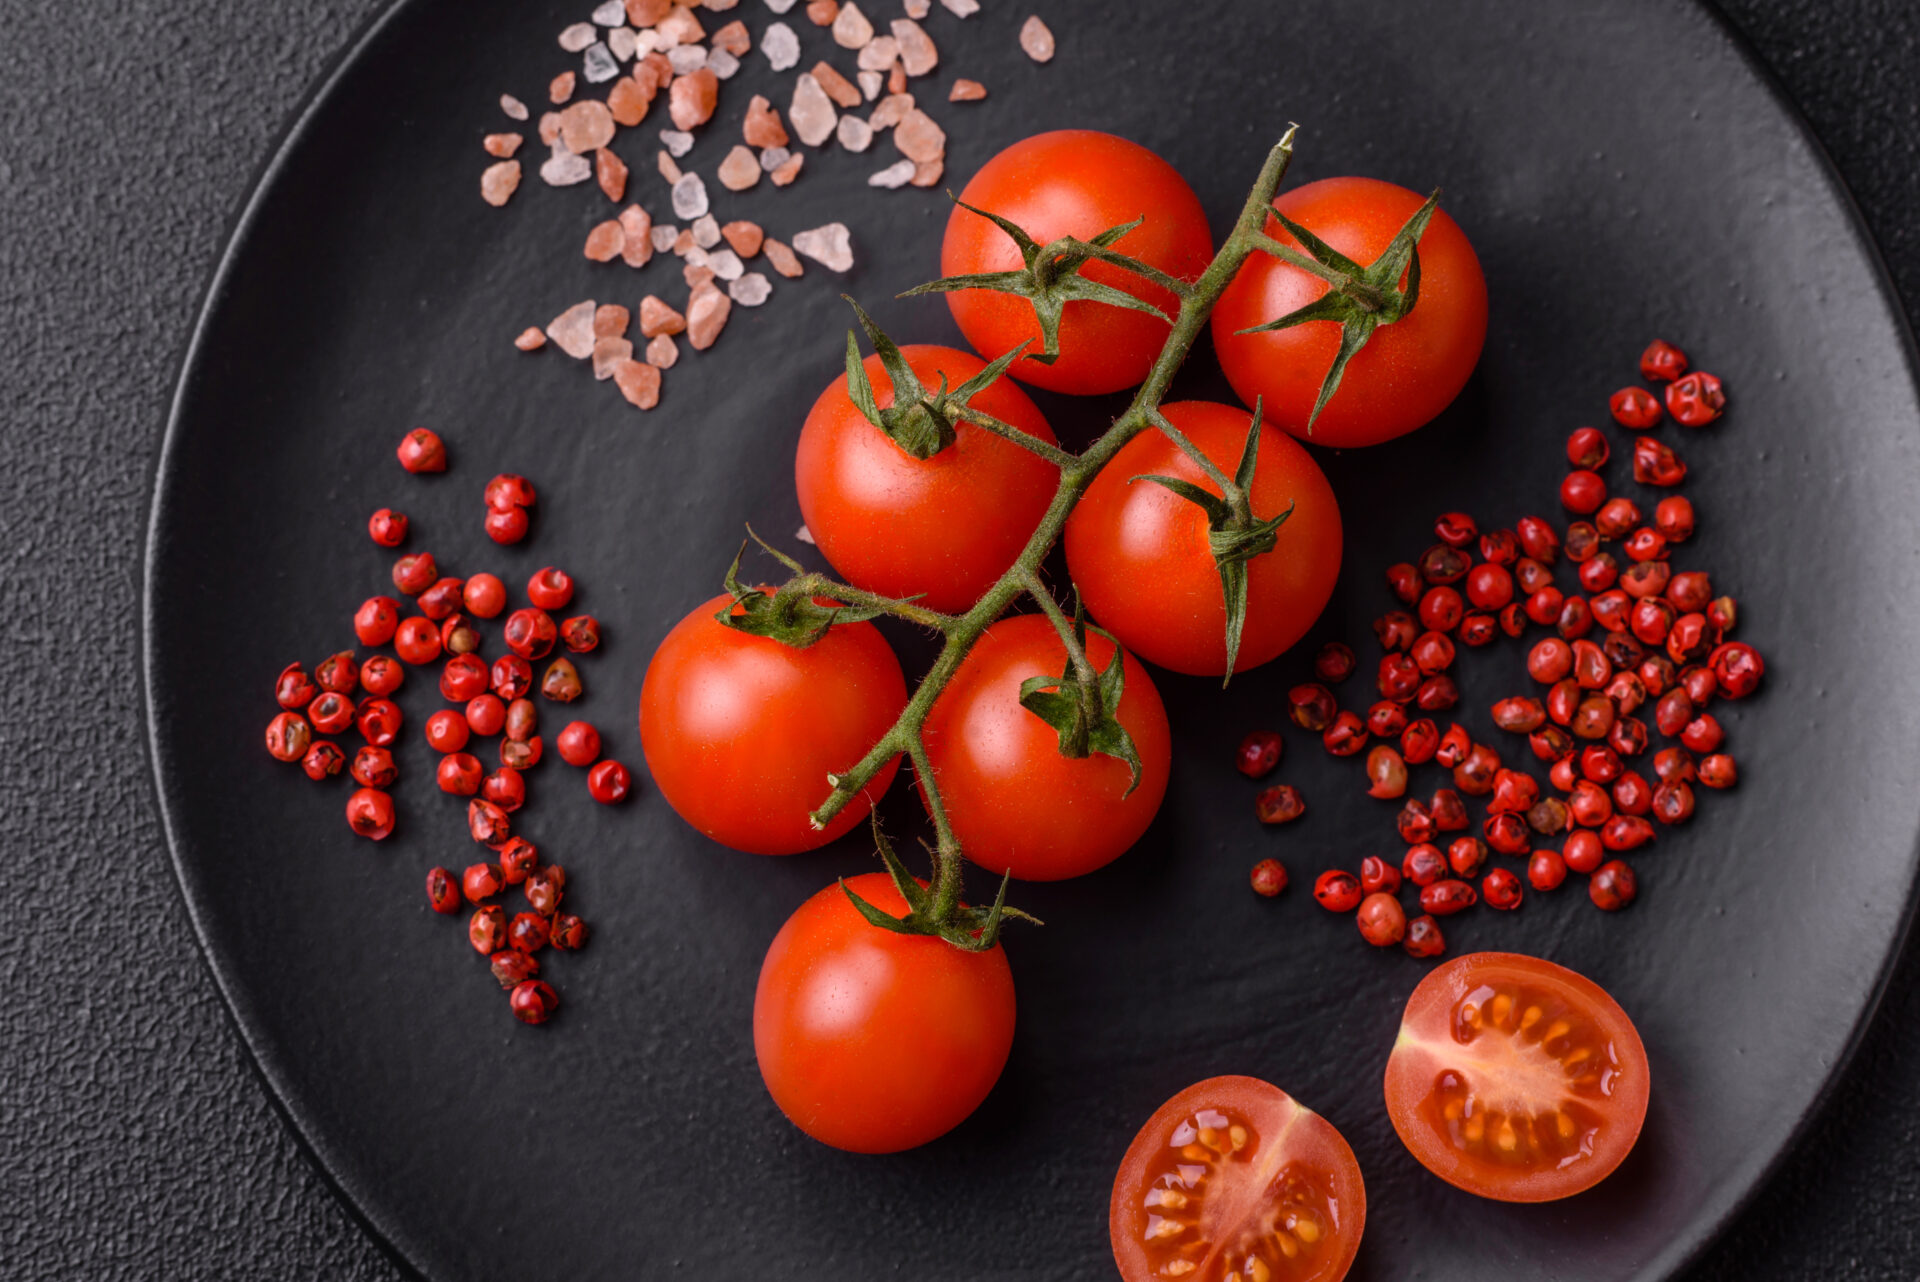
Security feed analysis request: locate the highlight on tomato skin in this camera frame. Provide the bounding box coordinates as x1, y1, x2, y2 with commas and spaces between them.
1110, 1075, 1366, 1282
1383, 951, 1651, 1203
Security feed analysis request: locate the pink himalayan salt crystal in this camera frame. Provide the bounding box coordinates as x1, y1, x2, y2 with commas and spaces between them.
949, 78, 985, 102
830, 0, 872, 48
868, 93, 913, 130
788, 73, 837, 147
890, 19, 937, 75
560, 22, 597, 52
856, 35, 898, 72
686, 284, 732, 349
669, 68, 719, 129
483, 133, 522, 157
500, 94, 530, 121
707, 247, 743, 280
655, 3, 706, 44
514, 327, 547, 351
585, 220, 626, 261
770, 154, 804, 185
791, 223, 853, 272
684, 262, 717, 290
805, 0, 838, 24
596, 148, 629, 201
794, 524, 816, 544
721, 220, 763, 256
671, 171, 709, 219
1019, 15, 1055, 62
613, 358, 662, 409
539, 111, 563, 145
868, 159, 914, 188
743, 95, 789, 148
938, 0, 978, 15
594, 304, 631, 337
550, 71, 577, 103
762, 21, 801, 70
728, 272, 771, 306
894, 108, 945, 162
609, 77, 654, 126
558, 100, 616, 153
763, 238, 803, 278
626, 0, 671, 24
836, 115, 873, 152
640, 295, 687, 337
646, 333, 680, 368
692, 214, 722, 247
619, 206, 655, 267
481, 160, 522, 206
657, 150, 683, 183
911, 157, 943, 187
546, 302, 598, 358
711, 19, 750, 54
593, 336, 635, 379
717, 145, 761, 191
811, 61, 863, 108
903, 0, 929, 16
857, 69, 884, 100
540, 143, 592, 186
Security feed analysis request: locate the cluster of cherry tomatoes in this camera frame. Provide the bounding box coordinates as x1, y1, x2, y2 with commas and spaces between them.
637, 128, 1493, 1157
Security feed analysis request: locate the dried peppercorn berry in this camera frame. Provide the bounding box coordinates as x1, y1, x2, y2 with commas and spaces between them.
1482, 867, 1523, 911
457, 574, 504, 622
483, 767, 526, 813
1415, 676, 1460, 713
1603, 631, 1647, 671
1483, 812, 1530, 856
265, 712, 312, 762
1323, 711, 1368, 757
1434, 512, 1478, 548
465, 694, 506, 737
274, 663, 317, 711
302, 741, 345, 781
1419, 543, 1469, 585
397, 427, 446, 473
1561, 469, 1606, 515
1478, 529, 1518, 566
503, 608, 557, 660
1654, 496, 1696, 543
1681, 714, 1724, 753
1430, 788, 1470, 833
415, 578, 461, 622
392, 552, 437, 597
1609, 386, 1663, 430
437, 752, 483, 795
525, 865, 565, 916
510, 980, 560, 1025
312, 652, 356, 696
1465, 563, 1514, 611
1567, 426, 1610, 469
1255, 784, 1306, 825
1288, 683, 1337, 733
1457, 612, 1497, 648
1532, 727, 1575, 766
587, 759, 632, 804
485, 473, 537, 511
1446, 835, 1487, 878
1652, 779, 1696, 825
1589, 860, 1637, 911
368, 508, 408, 547
424, 709, 469, 754
1667, 571, 1712, 614
1569, 781, 1613, 828
1403, 914, 1446, 959
1620, 560, 1672, 601
355, 698, 402, 748
1639, 654, 1676, 696
359, 655, 402, 696
1624, 528, 1667, 564
1613, 770, 1653, 816
345, 788, 395, 840
1386, 563, 1421, 605
1492, 697, 1546, 734
1515, 516, 1560, 565
501, 735, 544, 771
1527, 638, 1573, 685
485, 505, 530, 545
527, 567, 575, 611
1698, 753, 1738, 789
1528, 848, 1568, 892
1357, 892, 1407, 946
1666, 371, 1726, 426
1313, 641, 1357, 684
1564, 829, 1605, 874
468, 798, 512, 847
1249, 859, 1288, 898
1397, 798, 1435, 845
1607, 715, 1649, 759
1454, 743, 1500, 796
394, 617, 442, 665
484, 656, 528, 703
1602, 815, 1655, 852
425, 867, 461, 915
1640, 339, 1689, 382
1416, 589, 1462, 635
505, 698, 538, 743
1630, 598, 1676, 646
1529, 796, 1571, 834
555, 720, 602, 768
307, 692, 354, 736
1401, 719, 1440, 765
1590, 590, 1631, 635
509, 911, 552, 953
1513, 556, 1551, 598
350, 746, 397, 789
463, 862, 505, 904
1549, 756, 1578, 792
1524, 587, 1564, 626
1377, 610, 1420, 651
1711, 642, 1765, 699
542, 657, 583, 703
1368, 701, 1410, 738
354, 597, 401, 647
469, 905, 507, 955
497, 837, 538, 886
1359, 856, 1401, 895
1420, 879, 1477, 916
1633, 435, 1687, 486
1314, 870, 1363, 912
1435, 724, 1472, 768
1579, 553, 1619, 594
440, 654, 489, 703
1545, 679, 1580, 726
1652, 688, 1693, 738
1564, 521, 1600, 563
1652, 747, 1696, 784
1403, 844, 1447, 887
1488, 769, 1539, 814
560, 615, 601, 653
490, 951, 539, 989
1680, 664, 1719, 706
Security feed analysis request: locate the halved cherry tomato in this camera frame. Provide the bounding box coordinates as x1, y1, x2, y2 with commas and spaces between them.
1111, 1075, 1365, 1282
1384, 951, 1650, 1202
941, 130, 1214, 395
795, 344, 1060, 613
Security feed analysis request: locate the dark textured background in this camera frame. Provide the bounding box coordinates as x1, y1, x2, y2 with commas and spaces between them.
1, 0, 1915, 1277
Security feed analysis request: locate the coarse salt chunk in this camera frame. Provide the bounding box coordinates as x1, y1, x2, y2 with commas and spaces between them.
640, 294, 687, 335
806, 0, 839, 25
759, 145, 792, 171
692, 215, 722, 247
938, 0, 978, 15
890, 19, 937, 75
721, 220, 764, 256
703, 0, 740, 9
686, 284, 733, 349
856, 35, 899, 72
560, 22, 597, 51
660, 128, 694, 156
685, 261, 718, 290
829, 0, 870, 45
729, 272, 772, 306
888, 62, 908, 93
484, 133, 522, 157
764, 0, 796, 10
481, 160, 523, 205
869, 92, 913, 129
609, 27, 638, 59
762, 21, 801, 70
613, 358, 662, 409
595, 303, 632, 336
609, 77, 654, 125
585, 220, 626, 260
795, 524, 816, 544
657, 149, 683, 183
1020, 16, 1054, 62
656, 4, 707, 44
547, 301, 598, 358
836, 115, 874, 152
717, 145, 761, 190
868, 158, 914, 188
904, 0, 929, 15
712, 19, 751, 54
627, 0, 672, 23
743, 95, 790, 148
620, 205, 655, 266
789, 73, 837, 147
670, 67, 719, 128
857, 70, 884, 100
770, 154, 804, 185
593, 336, 635, 379
911, 157, 943, 187
501, 94, 530, 121
597, 147, 629, 201
650, 224, 679, 252
550, 71, 577, 103
539, 111, 564, 145
667, 43, 707, 74
672, 171, 710, 218
791, 222, 854, 271
949, 78, 986, 101
763, 238, 803, 277
812, 61, 863, 108
646, 333, 680, 367
581, 44, 617, 83
540, 143, 593, 186
709, 48, 741, 78
593, 0, 628, 23
559, 100, 617, 153
673, 228, 696, 255
708, 247, 744, 280
894, 108, 945, 162
514, 327, 547, 351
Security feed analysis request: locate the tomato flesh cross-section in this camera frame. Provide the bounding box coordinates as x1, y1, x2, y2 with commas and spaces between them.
1384, 951, 1650, 1202
1111, 1075, 1365, 1282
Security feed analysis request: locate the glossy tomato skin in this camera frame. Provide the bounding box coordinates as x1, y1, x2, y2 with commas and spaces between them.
1213, 177, 1488, 448
1384, 951, 1651, 1202
941, 130, 1214, 395
922, 613, 1170, 881
1065, 401, 1342, 676
796, 345, 1060, 613
1111, 1075, 1366, 1282
753, 872, 1015, 1154
639, 594, 906, 855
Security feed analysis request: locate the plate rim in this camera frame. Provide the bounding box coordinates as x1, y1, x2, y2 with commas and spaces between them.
138, 1, 1920, 1278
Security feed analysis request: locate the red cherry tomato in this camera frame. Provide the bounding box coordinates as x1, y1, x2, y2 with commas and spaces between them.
921, 613, 1170, 881
796, 344, 1060, 613
753, 872, 1014, 1153
1065, 401, 1342, 676
940, 130, 1213, 395
1212, 177, 1488, 448
639, 594, 907, 855
1384, 951, 1650, 1202
1110, 1075, 1366, 1282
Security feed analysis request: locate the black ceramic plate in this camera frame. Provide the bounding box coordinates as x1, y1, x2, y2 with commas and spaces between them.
146, 0, 1920, 1277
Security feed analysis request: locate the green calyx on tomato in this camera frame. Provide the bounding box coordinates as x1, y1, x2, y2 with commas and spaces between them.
840, 297, 1043, 461
1015, 594, 1145, 794
1242, 190, 1440, 429
713, 530, 890, 648
1130, 402, 1296, 684
904, 196, 1193, 365
840, 816, 1040, 953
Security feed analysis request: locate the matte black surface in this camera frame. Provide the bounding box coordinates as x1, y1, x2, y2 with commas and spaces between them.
5, 0, 1920, 1279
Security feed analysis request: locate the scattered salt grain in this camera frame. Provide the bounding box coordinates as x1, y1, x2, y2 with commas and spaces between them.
646, 334, 680, 367
597, 147, 629, 201
559, 100, 617, 153
595, 303, 632, 336
792, 222, 854, 271
609, 77, 653, 125
806, 0, 839, 25
743, 95, 790, 148
608, 27, 638, 60
868, 158, 914, 188
585, 220, 626, 260
911, 157, 944, 187
560, 22, 597, 51
620, 205, 655, 266
703, 0, 740, 10
728, 271, 771, 305
484, 133, 523, 157
551, 71, 577, 103
686, 284, 733, 349
891, 19, 938, 75
949, 78, 986, 101
692, 214, 722, 247
813, 62, 863, 108
613, 358, 662, 409
673, 228, 697, 255
672, 171, 710, 218
1020, 16, 1054, 62
889, 62, 908, 93
584, 41, 620, 81
712, 19, 751, 54
667, 44, 708, 74
669, 67, 719, 128
593, 336, 635, 379
869, 92, 913, 129
593, 0, 627, 23
515, 327, 547, 351
763, 238, 804, 277
628, 0, 671, 26
547, 301, 599, 358
830, 0, 872, 45
770, 153, 804, 185
856, 36, 900, 72
904, 0, 930, 15
721, 220, 764, 256
764, 0, 796, 10
657, 150, 683, 183
656, 4, 707, 45
939, 0, 978, 15
660, 128, 694, 157
836, 115, 874, 152
709, 48, 741, 78
686, 262, 717, 290
795, 524, 816, 544
789, 73, 838, 146
481, 160, 523, 205
759, 145, 792, 171
684, 246, 710, 269
762, 21, 800, 69
894, 108, 946, 162
718, 145, 761, 190
650, 224, 679, 252
858, 70, 884, 100
709, 248, 745, 280
501, 94, 530, 121
640, 294, 687, 335
540, 143, 593, 186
